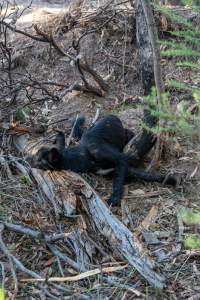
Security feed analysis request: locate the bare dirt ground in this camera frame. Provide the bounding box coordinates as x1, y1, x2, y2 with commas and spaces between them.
1, 0, 200, 299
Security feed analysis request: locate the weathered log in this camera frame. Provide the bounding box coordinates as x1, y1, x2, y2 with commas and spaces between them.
31, 168, 165, 289
80, 176, 165, 289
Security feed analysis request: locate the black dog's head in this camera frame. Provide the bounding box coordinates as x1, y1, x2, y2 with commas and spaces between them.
27, 146, 62, 170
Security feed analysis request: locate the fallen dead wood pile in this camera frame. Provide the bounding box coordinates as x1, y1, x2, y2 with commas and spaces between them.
0, 133, 165, 293
33, 0, 200, 38
0, 127, 186, 299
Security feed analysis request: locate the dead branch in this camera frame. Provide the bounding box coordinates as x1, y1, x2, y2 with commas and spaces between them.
33, 25, 109, 95
73, 10, 116, 50
80, 58, 109, 92
50, 283, 91, 300
0, 221, 60, 298
4, 222, 70, 243
0, 262, 5, 292
65, 230, 96, 270
0, 224, 18, 298
0, 20, 48, 43
102, 275, 142, 294
47, 244, 82, 272
12, 147, 165, 289
2, 221, 86, 275
0, 225, 41, 279
76, 55, 105, 96
66, 114, 79, 147
168, 206, 184, 258
21, 265, 127, 283
79, 176, 165, 289
72, 10, 115, 93
91, 108, 100, 126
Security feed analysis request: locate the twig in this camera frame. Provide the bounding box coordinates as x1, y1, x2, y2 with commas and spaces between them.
102, 275, 140, 291
47, 244, 81, 272
73, 11, 116, 49
48, 117, 71, 127
4, 222, 70, 243
0, 261, 5, 290
86, 234, 110, 258
91, 108, 100, 126
59, 82, 77, 99
0, 225, 58, 299
80, 58, 109, 92
1, 20, 48, 42
21, 265, 128, 282
0, 224, 18, 298
12, 256, 41, 279
176, 208, 184, 244
75, 55, 105, 96
39, 289, 59, 300
34, 25, 109, 93
66, 114, 78, 147
56, 257, 65, 277
169, 206, 184, 257
50, 283, 90, 300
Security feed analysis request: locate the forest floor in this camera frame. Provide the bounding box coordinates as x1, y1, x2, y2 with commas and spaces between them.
1, 0, 200, 299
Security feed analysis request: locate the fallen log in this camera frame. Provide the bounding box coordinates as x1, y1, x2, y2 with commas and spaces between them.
80, 175, 165, 289
31, 168, 165, 288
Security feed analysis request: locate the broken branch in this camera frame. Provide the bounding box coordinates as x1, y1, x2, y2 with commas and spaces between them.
21, 265, 127, 283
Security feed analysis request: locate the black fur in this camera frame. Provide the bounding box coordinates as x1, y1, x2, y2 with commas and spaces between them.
30, 115, 179, 206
